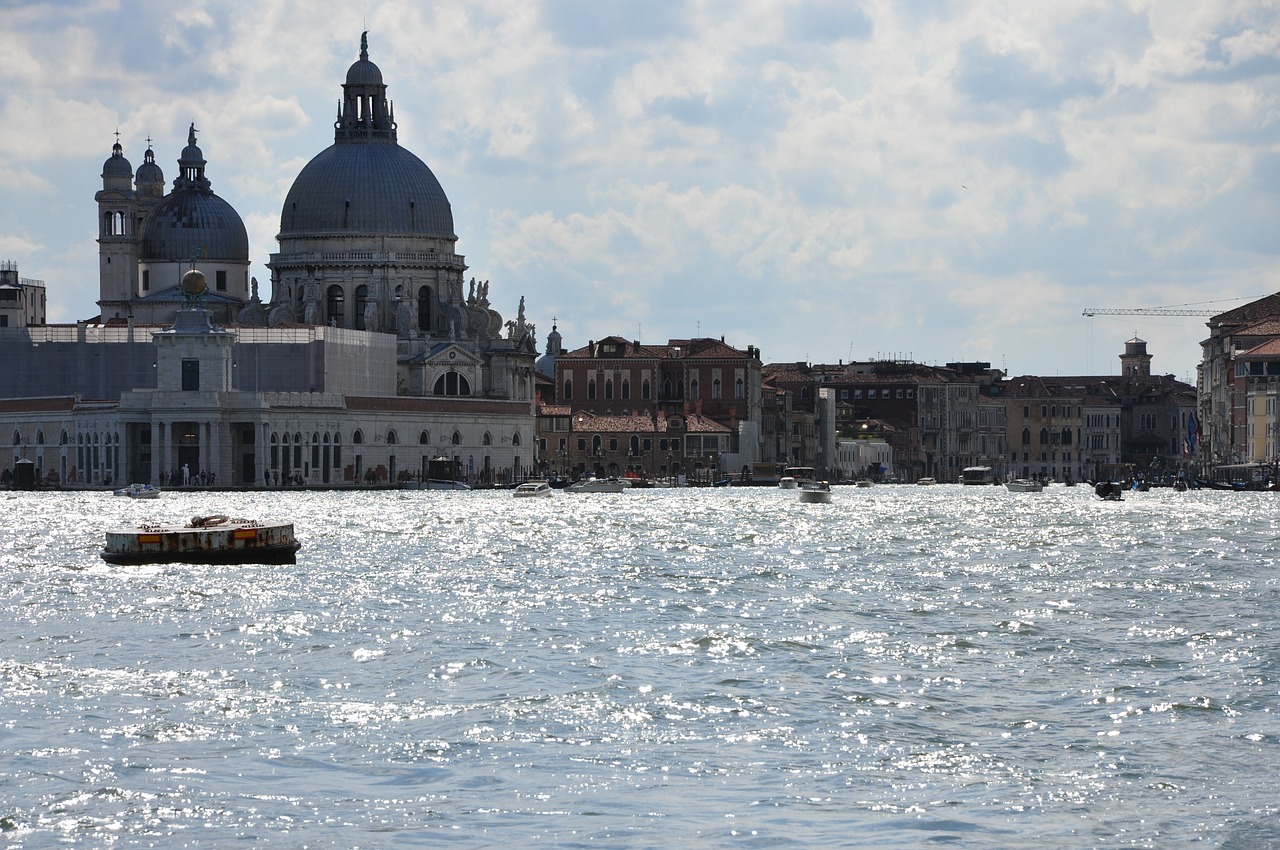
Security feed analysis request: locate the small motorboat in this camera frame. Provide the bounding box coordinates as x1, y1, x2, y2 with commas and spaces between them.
101, 515, 301, 565
916, 477, 936, 486
798, 482, 833, 504
1005, 479, 1044, 493
854, 478, 874, 488
513, 481, 554, 498
113, 483, 162, 499
565, 475, 631, 493
777, 477, 798, 490
1094, 481, 1125, 501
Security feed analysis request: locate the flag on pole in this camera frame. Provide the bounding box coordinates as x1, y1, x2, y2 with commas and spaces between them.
1188, 412, 1199, 456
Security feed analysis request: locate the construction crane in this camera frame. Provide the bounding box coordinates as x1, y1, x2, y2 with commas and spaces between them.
1081, 306, 1217, 317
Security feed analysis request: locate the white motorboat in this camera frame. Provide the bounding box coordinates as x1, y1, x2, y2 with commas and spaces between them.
916, 477, 937, 486
798, 482, 832, 504
513, 481, 554, 498
854, 478, 874, 488
101, 515, 300, 565
113, 483, 161, 499
777, 477, 798, 490
565, 475, 631, 493
1005, 478, 1044, 493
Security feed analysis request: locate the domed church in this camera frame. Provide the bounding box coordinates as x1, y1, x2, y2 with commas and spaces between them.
0, 34, 539, 489
96, 126, 250, 325
267, 32, 538, 402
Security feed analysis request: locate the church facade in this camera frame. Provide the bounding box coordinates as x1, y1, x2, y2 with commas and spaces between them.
2, 35, 539, 489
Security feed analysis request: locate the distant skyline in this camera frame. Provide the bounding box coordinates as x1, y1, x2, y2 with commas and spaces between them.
2, 0, 1278, 383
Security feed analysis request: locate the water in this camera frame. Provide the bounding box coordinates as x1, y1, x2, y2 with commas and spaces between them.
1, 485, 1278, 848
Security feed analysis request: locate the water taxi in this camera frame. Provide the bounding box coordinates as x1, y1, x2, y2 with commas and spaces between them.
513, 481, 554, 498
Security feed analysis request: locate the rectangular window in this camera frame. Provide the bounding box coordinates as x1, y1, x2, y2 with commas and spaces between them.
181, 359, 200, 391
216, 270, 227, 292
577, 438, 587, 451
142, 270, 150, 292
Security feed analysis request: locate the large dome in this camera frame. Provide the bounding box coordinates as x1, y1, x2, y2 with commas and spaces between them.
278, 143, 455, 239
139, 191, 249, 262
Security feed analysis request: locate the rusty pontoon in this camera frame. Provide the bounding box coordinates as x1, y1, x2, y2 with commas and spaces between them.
101, 515, 301, 565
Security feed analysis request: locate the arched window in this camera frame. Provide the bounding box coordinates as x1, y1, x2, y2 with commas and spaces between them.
711, 378, 722, 400
353, 430, 364, 445
735, 378, 744, 399
483, 432, 492, 446
588, 380, 597, 400
35, 430, 44, 445
592, 435, 602, 455
643, 379, 651, 400
512, 432, 521, 446
433, 372, 472, 396
604, 379, 613, 400
419, 430, 430, 445
622, 379, 630, 399
326, 284, 345, 326
451, 431, 461, 445
630, 435, 640, 455
690, 379, 699, 399
11, 430, 19, 446
417, 286, 432, 332
662, 378, 672, 398
312, 431, 320, 444
386, 430, 397, 445
1039, 428, 1049, 445
354, 284, 369, 330
60, 430, 68, 445
563, 379, 572, 400
1021, 428, 1030, 445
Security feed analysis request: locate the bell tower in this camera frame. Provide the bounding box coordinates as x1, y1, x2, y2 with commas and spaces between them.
95, 134, 140, 320
1120, 335, 1152, 378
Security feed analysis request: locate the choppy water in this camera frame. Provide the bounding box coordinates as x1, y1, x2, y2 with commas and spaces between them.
1, 485, 1278, 848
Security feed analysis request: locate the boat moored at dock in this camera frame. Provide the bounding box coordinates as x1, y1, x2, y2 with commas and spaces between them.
101, 515, 301, 565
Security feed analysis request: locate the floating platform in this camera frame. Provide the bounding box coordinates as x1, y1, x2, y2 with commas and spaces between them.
101, 515, 301, 565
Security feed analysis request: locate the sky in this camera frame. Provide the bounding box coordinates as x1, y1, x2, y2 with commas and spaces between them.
1, 0, 1278, 384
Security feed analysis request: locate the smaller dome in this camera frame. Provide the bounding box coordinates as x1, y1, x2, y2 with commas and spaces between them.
102, 142, 133, 178
180, 141, 205, 166
135, 149, 164, 187
346, 57, 383, 86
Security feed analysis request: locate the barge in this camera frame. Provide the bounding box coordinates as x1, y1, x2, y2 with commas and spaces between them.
101, 515, 301, 565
